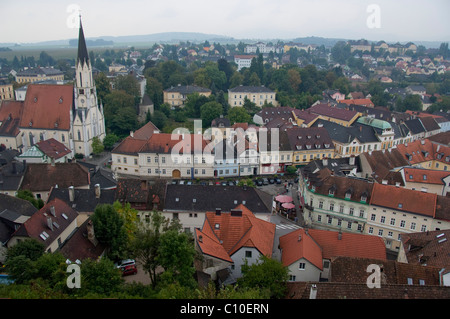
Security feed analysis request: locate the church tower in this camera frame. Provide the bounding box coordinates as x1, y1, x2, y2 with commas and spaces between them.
73, 17, 106, 157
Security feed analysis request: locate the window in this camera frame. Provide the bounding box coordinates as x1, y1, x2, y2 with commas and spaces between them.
390, 218, 396, 226
349, 208, 354, 216
162, 157, 166, 164
421, 225, 427, 232
134, 158, 138, 165
388, 231, 393, 237
245, 251, 252, 258
147, 169, 151, 174
339, 205, 344, 214
380, 216, 386, 223
347, 222, 352, 229
411, 222, 416, 230
327, 217, 332, 224
368, 227, 374, 234
359, 210, 365, 218
319, 201, 324, 209
378, 229, 383, 236
329, 203, 334, 211
400, 220, 406, 228
123, 157, 127, 164
299, 263, 306, 270
147, 156, 151, 163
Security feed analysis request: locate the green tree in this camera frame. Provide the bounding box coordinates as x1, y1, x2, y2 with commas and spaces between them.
91, 204, 127, 260
113, 201, 139, 242
91, 136, 104, 155
200, 101, 223, 128
227, 106, 251, 124
238, 255, 289, 299
112, 107, 139, 137
158, 230, 197, 289
16, 190, 44, 209
102, 133, 120, 150
6, 238, 44, 262
80, 258, 123, 296
94, 72, 111, 105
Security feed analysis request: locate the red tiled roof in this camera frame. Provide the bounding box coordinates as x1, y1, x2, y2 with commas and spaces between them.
403, 167, 450, 185
14, 198, 78, 246
141, 133, 212, 154
308, 103, 360, 122
370, 183, 437, 217
396, 139, 450, 165
132, 121, 160, 140
307, 228, 387, 260
279, 228, 323, 270
20, 84, 73, 131
195, 228, 233, 263
20, 163, 90, 192
0, 100, 23, 137
111, 136, 147, 155
339, 99, 374, 107
36, 138, 71, 159
200, 205, 275, 259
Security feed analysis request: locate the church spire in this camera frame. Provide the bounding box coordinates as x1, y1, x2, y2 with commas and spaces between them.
77, 16, 90, 67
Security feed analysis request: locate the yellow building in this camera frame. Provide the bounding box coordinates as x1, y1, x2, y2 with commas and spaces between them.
286, 127, 335, 166
164, 85, 211, 107
15, 67, 64, 84
228, 85, 277, 108
0, 80, 14, 100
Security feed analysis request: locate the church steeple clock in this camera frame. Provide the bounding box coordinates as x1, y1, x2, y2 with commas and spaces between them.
75, 17, 96, 110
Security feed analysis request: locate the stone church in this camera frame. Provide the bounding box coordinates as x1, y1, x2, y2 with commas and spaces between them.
0, 19, 105, 157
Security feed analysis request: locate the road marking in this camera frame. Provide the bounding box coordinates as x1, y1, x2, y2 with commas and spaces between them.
276, 224, 301, 230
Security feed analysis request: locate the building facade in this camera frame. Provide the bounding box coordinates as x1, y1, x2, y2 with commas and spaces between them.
228, 85, 277, 108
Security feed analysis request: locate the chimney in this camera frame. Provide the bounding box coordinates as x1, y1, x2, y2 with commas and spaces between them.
50, 205, 56, 217
322, 158, 328, 166
86, 220, 98, 247
130, 131, 134, 138
216, 208, 221, 216
12, 161, 17, 174
47, 216, 53, 231
69, 186, 75, 202
198, 235, 203, 243
51, 157, 55, 167
298, 235, 302, 242
309, 284, 318, 299
95, 184, 101, 198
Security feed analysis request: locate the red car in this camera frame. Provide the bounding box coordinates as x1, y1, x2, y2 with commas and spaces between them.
122, 264, 138, 276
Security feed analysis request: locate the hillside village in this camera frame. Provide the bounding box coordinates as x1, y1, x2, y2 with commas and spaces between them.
0, 20, 450, 300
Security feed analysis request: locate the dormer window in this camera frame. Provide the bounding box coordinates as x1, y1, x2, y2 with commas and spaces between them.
324, 144, 330, 148
306, 144, 312, 150
361, 195, 367, 203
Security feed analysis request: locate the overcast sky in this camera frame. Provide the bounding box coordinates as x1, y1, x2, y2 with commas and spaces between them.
1, 0, 449, 44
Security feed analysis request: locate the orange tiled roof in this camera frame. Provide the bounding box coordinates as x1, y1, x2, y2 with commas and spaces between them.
403, 167, 450, 185
20, 84, 73, 131
370, 183, 437, 217
396, 139, 450, 165
279, 228, 323, 270
307, 228, 387, 260
0, 100, 23, 137
339, 99, 374, 107
200, 205, 275, 259
141, 133, 212, 154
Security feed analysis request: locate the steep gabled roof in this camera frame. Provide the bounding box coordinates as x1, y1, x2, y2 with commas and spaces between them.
279, 228, 323, 270
77, 19, 90, 67
200, 205, 275, 258
12, 198, 78, 247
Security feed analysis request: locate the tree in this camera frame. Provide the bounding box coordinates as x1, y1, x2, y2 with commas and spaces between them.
91, 204, 127, 260
102, 133, 120, 150
91, 136, 104, 155
80, 258, 123, 296
287, 68, 302, 93
113, 201, 139, 242
6, 238, 44, 261
238, 255, 289, 299
111, 107, 139, 137
200, 101, 223, 128
158, 230, 197, 289
94, 72, 111, 105
16, 190, 44, 209
129, 211, 181, 288
227, 106, 251, 124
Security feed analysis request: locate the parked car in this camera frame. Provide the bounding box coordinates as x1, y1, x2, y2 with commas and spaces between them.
262, 178, 269, 185
269, 178, 275, 184
115, 259, 136, 270
256, 179, 263, 186
122, 264, 138, 276
276, 178, 282, 184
